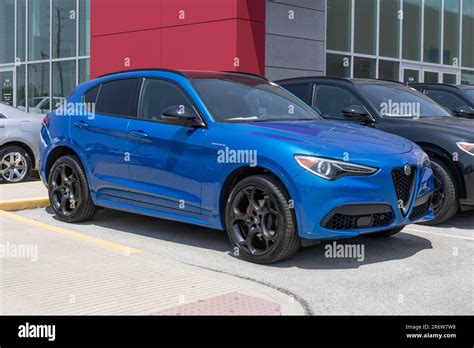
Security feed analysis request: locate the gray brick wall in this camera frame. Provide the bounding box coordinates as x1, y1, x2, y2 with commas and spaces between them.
265, 0, 326, 81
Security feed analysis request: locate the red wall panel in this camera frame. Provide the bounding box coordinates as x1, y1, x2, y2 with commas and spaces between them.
91, 29, 162, 78
92, 0, 162, 36
91, 0, 265, 78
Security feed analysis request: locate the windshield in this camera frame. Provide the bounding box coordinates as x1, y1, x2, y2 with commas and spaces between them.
462, 89, 474, 103
192, 78, 321, 122
359, 84, 451, 118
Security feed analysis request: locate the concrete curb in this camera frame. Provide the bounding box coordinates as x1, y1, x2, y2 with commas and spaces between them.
0, 197, 50, 211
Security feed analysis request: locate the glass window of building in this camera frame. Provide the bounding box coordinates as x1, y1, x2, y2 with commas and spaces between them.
327, 0, 351, 52
379, 60, 400, 80
424, 0, 442, 63
79, 0, 90, 56
403, 0, 422, 61
443, 73, 457, 84
443, 0, 460, 66
28, 63, 50, 113
17, 0, 26, 62
53, 60, 76, 103
354, 57, 376, 78
380, 0, 401, 58
326, 53, 351, 77
354, 0, 377, 55
16, 65, 26, 110
462, 71, 474, 85
424, 71, 439, 83
0, 0, 15, 64
52, 0, 77, 59
462, 1, 474, 68
28, 0, 50, 61
79, 59, 90, 83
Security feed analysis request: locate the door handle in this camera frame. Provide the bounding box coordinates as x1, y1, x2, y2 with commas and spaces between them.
73, 121, 89, 129
129, 130, 148, 139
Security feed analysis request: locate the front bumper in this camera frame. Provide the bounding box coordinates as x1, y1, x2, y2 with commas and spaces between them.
292, 152, 434, 240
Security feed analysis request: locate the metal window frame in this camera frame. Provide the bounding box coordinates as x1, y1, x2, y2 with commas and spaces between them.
325, 0, 474, 84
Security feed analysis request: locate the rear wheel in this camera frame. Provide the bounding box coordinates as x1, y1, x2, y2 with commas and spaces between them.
48, 155, 96, 223
0, 146, 32, 183
225, 175, 300, 264
421, 158, 458, 225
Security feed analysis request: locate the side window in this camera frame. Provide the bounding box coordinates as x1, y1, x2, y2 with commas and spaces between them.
139, 79, 195, 122
424, 89, 466, 112
283, 83, 309, 101
95, 78, 139, 117
84, 85, 100, 104
313, 85, 363, 119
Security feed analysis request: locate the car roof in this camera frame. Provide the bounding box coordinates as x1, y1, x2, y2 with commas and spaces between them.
97, 68, 267, 81
409, 83, 474, 90
275, 76, 404, 86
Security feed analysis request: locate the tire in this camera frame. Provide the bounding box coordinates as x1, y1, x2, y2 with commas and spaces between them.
420, 158, 459, 226
0, 145, 32, 184
48, 155, 96, 223
364, 226, 404, 238
225, 175, 301, 264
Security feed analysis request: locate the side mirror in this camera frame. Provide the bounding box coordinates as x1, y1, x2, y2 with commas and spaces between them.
453, 106, 474, 119
341, 105, 373, 123
162, 105, 205, 127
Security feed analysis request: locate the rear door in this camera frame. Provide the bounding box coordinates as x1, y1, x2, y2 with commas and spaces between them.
127, 78, 207, 216
70, 78, 140, 201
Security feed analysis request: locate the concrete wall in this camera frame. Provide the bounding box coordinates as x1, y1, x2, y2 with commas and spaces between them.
265, 0, 326, 81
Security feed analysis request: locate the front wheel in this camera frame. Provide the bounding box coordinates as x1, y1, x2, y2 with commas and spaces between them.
48, 155, 96, 223
225, 175, 301, 264
421, 158, 459, 225
0, 146, 32, 183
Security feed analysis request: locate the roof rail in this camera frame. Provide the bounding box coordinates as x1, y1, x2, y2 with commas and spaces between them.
221, 70, 268, 81
97, 68, 187, 79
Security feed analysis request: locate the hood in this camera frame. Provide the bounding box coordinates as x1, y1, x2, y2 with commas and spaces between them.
389, 116, 474, 137
221, 120, 414, 156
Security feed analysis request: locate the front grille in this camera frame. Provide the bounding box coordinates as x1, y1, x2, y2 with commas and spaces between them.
392, 166, 416, 207
409, 198, 431, 221
325, 212, 394, 230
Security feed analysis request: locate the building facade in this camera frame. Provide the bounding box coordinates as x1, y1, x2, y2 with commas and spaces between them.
0, 0, 473, 113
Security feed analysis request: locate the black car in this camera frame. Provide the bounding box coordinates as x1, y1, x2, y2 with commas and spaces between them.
276, 76, 474, 225
410, 83, 474, 119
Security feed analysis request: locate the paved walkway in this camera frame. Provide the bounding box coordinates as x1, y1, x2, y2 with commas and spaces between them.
0, 209, 305, 315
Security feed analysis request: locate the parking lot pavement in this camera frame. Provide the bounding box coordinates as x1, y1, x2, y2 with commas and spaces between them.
5, 207, 474, 315
0, 210, 304, 315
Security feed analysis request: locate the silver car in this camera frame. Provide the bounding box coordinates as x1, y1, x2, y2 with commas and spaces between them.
0, 102, 43, 183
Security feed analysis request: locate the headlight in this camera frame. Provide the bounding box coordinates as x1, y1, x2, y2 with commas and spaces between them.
421, 152, 431, 168
294, 155, 379, 180
457, 142, 474, 156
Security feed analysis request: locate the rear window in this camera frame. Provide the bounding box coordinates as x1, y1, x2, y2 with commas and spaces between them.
84, 85, 100, 104
95, 78, 139, 116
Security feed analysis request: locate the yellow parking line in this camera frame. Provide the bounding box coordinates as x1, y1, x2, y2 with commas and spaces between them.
0, 210, 143, 255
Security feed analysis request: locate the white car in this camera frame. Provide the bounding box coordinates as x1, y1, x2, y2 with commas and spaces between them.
0, 102, 43, 183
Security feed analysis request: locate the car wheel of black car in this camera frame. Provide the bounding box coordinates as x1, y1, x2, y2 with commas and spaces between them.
225, 175, 301, 264
364, 226, 404, 238
48, 155, 97, 223
421, 158, 459, 225
0, 146, 32, 184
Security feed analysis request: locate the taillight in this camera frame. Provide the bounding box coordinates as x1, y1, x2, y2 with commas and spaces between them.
42, 114, 50, 126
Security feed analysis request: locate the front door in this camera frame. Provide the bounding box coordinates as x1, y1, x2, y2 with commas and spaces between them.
0, 68, 15, 106
127, 78, 207, 216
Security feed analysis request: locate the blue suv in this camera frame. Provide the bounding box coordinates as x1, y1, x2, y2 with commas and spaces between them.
40, 69, 434, 264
